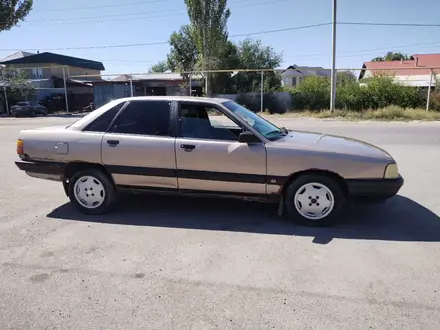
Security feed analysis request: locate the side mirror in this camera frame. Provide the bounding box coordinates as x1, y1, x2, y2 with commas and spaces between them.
238, 131, 260, 144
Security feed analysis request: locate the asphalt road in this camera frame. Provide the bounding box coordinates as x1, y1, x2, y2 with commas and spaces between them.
1, 115, 440, 329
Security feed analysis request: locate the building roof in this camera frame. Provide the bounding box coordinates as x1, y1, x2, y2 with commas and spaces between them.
359, 53, 440, 79
112, 73, 203, 82
282, 65, 331, 77
0, 51, 35, 62
0, 52, 105, 71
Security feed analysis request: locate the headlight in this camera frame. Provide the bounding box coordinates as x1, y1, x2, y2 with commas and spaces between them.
384, 163, 399, 179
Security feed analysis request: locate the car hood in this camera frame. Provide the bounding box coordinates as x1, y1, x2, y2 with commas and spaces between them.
271, 130, 393, 160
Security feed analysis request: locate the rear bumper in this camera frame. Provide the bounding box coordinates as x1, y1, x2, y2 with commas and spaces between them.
15, 160, 64, 181
346, 174, 404, 200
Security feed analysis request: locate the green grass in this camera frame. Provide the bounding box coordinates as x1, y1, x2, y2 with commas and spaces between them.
263, 106, 440, 121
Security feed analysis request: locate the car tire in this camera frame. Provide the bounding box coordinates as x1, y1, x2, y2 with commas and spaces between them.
68, 169, 118, 215
284, 173, 345, 226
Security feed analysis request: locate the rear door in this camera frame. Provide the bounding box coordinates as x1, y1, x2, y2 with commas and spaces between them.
101, 100, 178, 190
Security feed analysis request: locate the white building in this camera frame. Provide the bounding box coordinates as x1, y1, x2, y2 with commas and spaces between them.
281, 65, 331, 88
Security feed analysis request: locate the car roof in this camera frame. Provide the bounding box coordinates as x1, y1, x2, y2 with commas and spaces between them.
115, 96, 232, 104
68, 96, 234, 131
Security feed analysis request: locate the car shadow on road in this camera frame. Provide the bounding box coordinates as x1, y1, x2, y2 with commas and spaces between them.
47, 194, 440, 244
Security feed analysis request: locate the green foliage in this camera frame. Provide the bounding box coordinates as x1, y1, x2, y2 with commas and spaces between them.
232, 38, 282, 93
167, 25, 198, 88
0, 0, 33, 32
164, 2, 283, 95
287, 73, 426, 111
184, 0, 230, 96
292, 76, 331, 110
0, 69, 35, 105
148, 61, 169, 73
372, 51, 411, 62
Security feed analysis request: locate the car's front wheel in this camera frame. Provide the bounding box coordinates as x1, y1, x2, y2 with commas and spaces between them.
68, 169, 117, 215
284, 173, 345, 226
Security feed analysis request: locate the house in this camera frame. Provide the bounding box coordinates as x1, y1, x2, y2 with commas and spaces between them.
281, 65, 331, 88
0, 51, 105, 110
359, 53, 440, 87
92, 73, 203, 108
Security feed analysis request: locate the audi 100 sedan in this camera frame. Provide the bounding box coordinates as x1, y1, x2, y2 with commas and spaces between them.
15, 96, 403, 226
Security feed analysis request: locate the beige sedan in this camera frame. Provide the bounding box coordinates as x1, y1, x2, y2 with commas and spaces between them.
15, 96, 403, 226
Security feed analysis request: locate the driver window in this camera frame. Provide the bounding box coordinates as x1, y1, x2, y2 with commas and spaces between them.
179, 104, 242, 141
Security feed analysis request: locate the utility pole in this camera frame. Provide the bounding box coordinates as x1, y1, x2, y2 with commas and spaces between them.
330, 0, 337, 112
426, 69, 433, 111
203, 0, 208, 97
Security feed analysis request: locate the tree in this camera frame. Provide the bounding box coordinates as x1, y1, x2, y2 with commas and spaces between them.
0, 68, 35, 107
233, 38, 283, 93
148, 61, 169, 73
0, 0, 33, 32
184, 0, 231, 96
167, 25, 198, 91
337, 70, 357, 85
372, 51, 410, 62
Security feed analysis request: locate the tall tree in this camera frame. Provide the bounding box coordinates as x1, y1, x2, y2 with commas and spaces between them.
167, 25, 198, 91
372, 51, 410, 62
148, 61, 169, 73
0, 0, 33, 32
184, 0, 231, 96
233, 38, 283, 93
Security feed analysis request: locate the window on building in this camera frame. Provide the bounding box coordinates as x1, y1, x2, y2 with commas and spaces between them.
291, 77, 298, 87
32, 68, 43, 79
109, 101, 171, 136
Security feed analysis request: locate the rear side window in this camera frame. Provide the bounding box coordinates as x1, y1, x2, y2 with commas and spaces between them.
83, 102, 125, 132
108, 101, 171, 136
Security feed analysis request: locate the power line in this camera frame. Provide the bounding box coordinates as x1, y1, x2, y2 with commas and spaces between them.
230, 23, 331, 37
0, 23, 330, 51
339, 22, 440, 28
100, 40, 440, 65
23, 0, 289, 25
281, 40, 440, 60
34, 0, 257, 12
33, 0, 169, 12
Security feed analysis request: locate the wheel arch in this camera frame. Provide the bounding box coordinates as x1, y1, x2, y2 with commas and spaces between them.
281, 169, 349, 197
63, 162, 115, 185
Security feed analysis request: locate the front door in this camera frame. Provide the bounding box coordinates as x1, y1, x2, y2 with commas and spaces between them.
101, 100, 178, 190
175, 102, 267, 195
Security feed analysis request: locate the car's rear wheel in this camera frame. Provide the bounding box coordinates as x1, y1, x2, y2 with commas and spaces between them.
284, 173, 345, 226
68, 169, 117, 215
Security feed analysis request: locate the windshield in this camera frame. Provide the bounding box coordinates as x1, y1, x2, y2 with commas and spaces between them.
222, 101, 286, 140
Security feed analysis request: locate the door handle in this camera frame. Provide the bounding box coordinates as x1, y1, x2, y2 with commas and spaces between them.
180, 144, 196, 151
107, 140, 120, 147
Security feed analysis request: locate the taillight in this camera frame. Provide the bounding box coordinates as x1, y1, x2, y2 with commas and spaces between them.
16, 139, 24, 155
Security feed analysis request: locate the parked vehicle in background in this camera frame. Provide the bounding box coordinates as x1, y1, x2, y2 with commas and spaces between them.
11, 101, 48, 117
14, 96, 404, 226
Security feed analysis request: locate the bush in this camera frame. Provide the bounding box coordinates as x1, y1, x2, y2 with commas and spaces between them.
286, 73, 426, 111
235, 93, 260, 112
291, 76, 330, 111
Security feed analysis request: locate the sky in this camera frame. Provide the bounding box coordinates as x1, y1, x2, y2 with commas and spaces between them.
1, 0, 439, 75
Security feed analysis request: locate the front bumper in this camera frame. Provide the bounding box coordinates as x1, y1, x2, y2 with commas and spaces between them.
346, 174, 404, 200
15, 160, 65, 181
